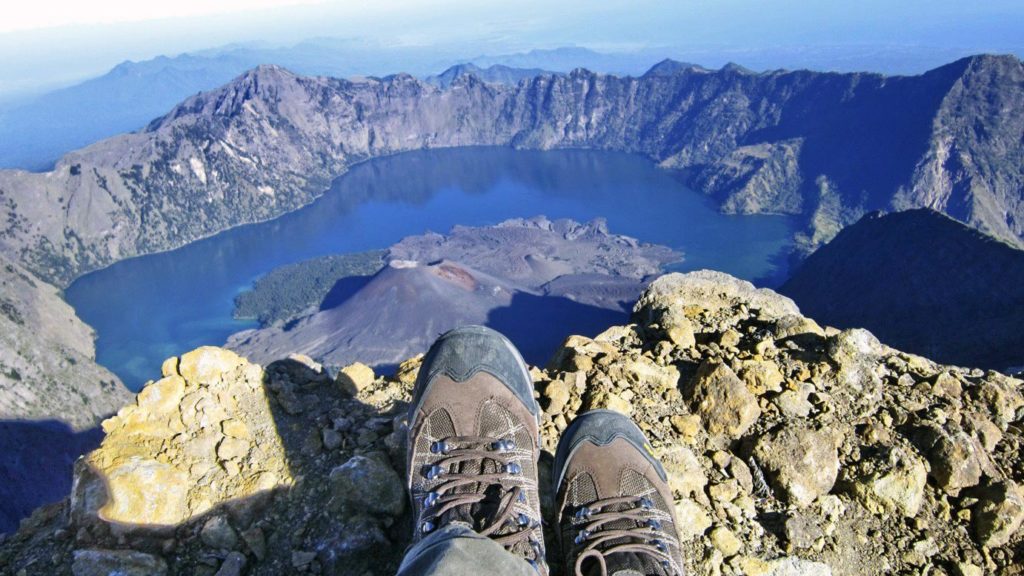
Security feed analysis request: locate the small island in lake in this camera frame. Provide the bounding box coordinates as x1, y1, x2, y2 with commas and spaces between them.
227, 216, 681, 368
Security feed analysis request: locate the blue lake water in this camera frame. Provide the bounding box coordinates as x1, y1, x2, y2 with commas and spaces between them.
66, 147, 797, 390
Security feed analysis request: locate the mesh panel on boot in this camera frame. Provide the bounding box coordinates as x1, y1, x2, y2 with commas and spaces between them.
607, 470, 681, 576
562, 470, 682, 576
562, 472, 599, 572
410, 408, 456, 541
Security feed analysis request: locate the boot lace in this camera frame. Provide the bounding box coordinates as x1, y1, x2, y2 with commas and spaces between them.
418, 435, 541, 562
571, 495, 676, 576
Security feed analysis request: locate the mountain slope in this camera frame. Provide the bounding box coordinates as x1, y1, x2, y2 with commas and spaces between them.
0, 254, 132, 535
781, 209, 1024, 369
0, 253, 129, 427
1, 55, 1023, 286
0, 55, 257, 171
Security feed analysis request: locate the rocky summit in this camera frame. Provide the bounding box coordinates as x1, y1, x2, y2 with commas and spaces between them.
1, 271, 1022, 575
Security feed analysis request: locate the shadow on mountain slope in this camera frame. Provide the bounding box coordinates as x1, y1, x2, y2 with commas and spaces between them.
781, 209, 1024, 370
487, 292, 629, 366
317, 274, 375, 312
0, 420, 104, 534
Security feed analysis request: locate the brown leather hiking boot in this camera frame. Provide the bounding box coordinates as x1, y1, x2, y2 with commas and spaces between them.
407, 325, 547, 573
554, 410, 684, 576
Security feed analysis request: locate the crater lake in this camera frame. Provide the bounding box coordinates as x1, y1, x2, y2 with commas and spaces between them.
66, 147, 797, 390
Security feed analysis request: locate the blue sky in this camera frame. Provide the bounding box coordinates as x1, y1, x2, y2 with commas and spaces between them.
1, 0, 1022, 98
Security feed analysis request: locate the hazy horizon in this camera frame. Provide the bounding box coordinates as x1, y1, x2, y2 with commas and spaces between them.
2, 0, 1023, 101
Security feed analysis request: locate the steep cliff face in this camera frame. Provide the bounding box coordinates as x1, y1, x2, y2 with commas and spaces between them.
781, 209, 1024, 370
1, 56, 1022, 286
896, 56, 1024, 241
1, 272, 1021, 575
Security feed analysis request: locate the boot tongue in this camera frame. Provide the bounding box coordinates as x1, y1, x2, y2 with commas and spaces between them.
447, 448, 511, 535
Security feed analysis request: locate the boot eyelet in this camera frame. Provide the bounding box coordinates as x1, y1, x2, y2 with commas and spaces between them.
653, 539, 667, 552
574, 529, 591, 545
517, 513, 530, 527
420, 520, 435, 533
491, 438, 515, 452
424, 491, 439, 508
639, 496, 653, 510
430, 440, 449, 454
425, 465, 445, 480
505, 462, 521, 475
574, 506, 591, 520
646, 518, 662, 530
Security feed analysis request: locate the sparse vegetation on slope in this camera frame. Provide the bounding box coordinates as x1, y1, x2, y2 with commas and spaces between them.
233, 250, 386, 326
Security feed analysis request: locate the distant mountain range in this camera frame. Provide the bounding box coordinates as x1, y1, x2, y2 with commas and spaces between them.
0, 45, 651, 171
6, 42, 993, 173
424, 63, 555, 88
0, 55, 257, 171
781, 209, 1024, 370
1, 54, 1022, 288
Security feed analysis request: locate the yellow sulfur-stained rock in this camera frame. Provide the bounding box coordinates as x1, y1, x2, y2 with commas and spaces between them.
623, 356, 680, 393
337, 362, 376, 396
136, 376, 185, 415
98, 457, 189, 526
850, 447, 928, 518
675, 498, 712, 541
688, 360, 761, 440
161, 356, 180, 378
178, 347, 246, 385
710, 526, 742, 557
739, 360, 785, 395
597, 391, 633, 415
217, 437, 251, 461
71, 347, 291, 536
221, 419, 250, 439
661, 445, 707, 498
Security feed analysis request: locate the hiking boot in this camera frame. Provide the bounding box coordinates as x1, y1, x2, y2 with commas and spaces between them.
554, 410, 684, 576
407, 325, 547, 573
